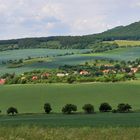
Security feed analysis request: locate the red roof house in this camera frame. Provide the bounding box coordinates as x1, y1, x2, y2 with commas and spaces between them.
0, 79, 6, 85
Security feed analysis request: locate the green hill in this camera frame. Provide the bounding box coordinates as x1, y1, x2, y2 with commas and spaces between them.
97, 21, 140, 40
1, 21, 140, 50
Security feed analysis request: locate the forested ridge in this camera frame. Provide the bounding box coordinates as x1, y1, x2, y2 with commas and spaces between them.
0, 21, 140, 51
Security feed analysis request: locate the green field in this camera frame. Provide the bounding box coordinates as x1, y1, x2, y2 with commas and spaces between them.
0, 113, 140, 127
83, 47, 140, 61
0, 49, 95, 74
0, 82, 140, 113
1, 47, 140, 74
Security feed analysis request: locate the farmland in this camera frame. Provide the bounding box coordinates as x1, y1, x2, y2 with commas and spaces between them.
0, 49, 92, 74
83, 47, 140, 61
0, 82, 140, 139
0, 82, 140, 113
0, 126, 139, 140
1, 47, 140, 74
106, 40, 140, 47
0, 113, 140, 127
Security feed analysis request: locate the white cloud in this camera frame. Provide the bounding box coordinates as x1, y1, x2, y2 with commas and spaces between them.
0, 0, 140, 39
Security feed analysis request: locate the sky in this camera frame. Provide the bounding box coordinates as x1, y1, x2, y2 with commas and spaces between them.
0, 0, 140, 40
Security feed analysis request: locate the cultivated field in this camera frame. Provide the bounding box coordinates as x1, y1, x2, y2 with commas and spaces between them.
0, 82, 140, 113
84, 47, 140, 60
1, 47, 140, 74
0, 126, 139, 140
105, 40, 140, 47
0, 113, 140, 127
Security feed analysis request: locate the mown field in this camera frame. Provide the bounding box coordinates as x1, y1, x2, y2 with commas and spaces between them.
0, 82, 140, 113
106, 40, 140, 47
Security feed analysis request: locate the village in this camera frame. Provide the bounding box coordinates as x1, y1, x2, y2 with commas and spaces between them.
0, 59, 139, 85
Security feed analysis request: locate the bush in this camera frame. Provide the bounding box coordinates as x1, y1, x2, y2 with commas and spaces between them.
7, 107, 18, 115
44, 103, 52, 114
112, 109, 117, 113
117, 103, 132, 113
99, 103, 112, 112
67, 76, 76, 84
62, 104, 77, 114
82, 104, 94, 114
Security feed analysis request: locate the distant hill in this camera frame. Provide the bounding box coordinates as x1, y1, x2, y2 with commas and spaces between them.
0, 21, 140, 50
96, 21, 140, 40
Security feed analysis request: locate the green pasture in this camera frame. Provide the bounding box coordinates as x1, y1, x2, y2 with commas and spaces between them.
0, 82, 140, 114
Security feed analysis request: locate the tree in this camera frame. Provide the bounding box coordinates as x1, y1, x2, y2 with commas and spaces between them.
114, 64, 121, 70
44, 103, 52, 114
117, 103, 132, 113
62, 104, 77, 114
99, 103, 112, 112
7, 107, 18, 115
82, 104, 94, 114
67, 76, 76, 84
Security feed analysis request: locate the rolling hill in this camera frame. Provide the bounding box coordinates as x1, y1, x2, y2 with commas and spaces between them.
0, 21, 140, 51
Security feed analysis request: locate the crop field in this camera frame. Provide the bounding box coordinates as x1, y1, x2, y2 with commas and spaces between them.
0, 49, 93, 74
0, 48, 91, 61
0, 82, 140, 139
0, 126, 139, 140
105, 40, 140, 46
83, 47, 140, 61
0, 113, 140, 127
1, 47, 140, 74
0, 82, 140, 113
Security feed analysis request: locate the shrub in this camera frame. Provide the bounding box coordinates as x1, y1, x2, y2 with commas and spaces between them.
67, 76, 76, 84
44, 103, 52, 114
7, 107, 18, 115
117, 103, 132, 113
62, 104, 77, 114
112, 109, 117, 113
82, 104, 94, 114
99, 103, 112, 112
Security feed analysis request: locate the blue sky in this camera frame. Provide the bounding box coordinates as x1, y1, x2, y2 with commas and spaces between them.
0, 0, 140, 39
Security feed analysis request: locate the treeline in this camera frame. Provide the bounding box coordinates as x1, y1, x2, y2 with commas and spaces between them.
3, 102, 133, 116
1, 21, 140, 50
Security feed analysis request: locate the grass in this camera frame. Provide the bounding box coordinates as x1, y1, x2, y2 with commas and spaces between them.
0, 126, 139, 140
0, 82, 140, 113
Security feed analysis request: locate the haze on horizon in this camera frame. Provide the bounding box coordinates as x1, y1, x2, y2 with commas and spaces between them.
0, 0, 140, 40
